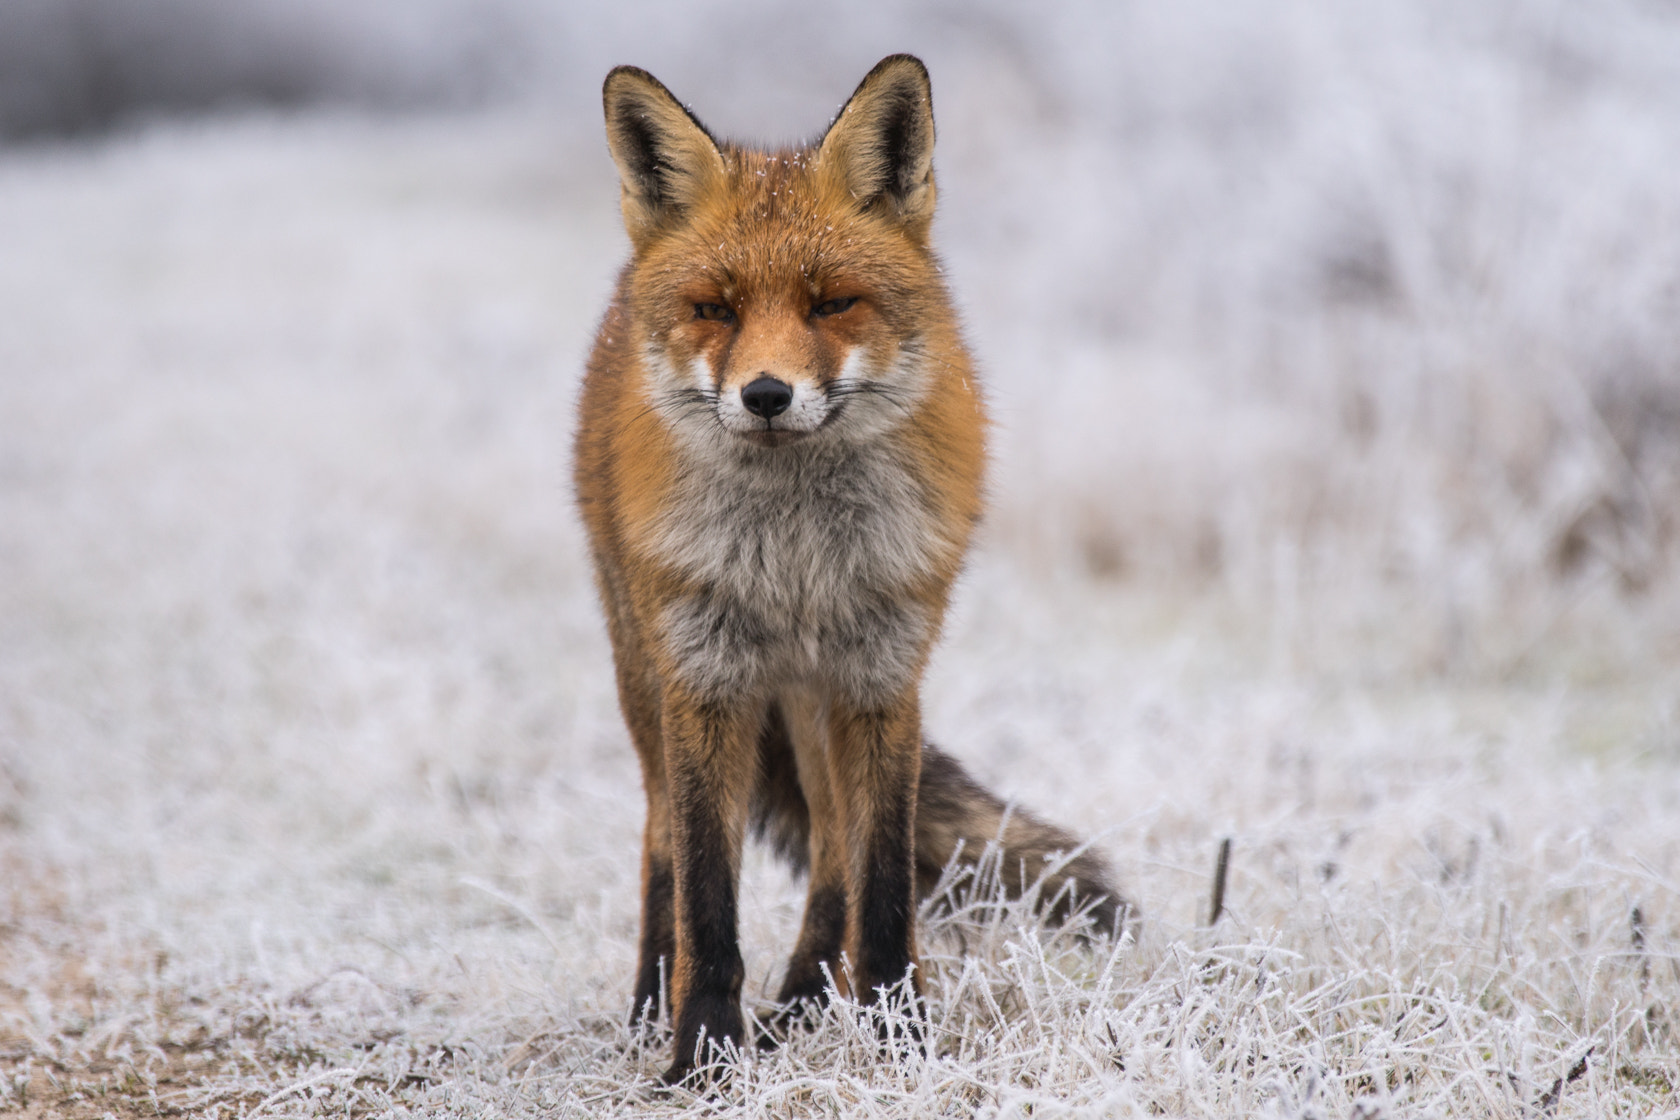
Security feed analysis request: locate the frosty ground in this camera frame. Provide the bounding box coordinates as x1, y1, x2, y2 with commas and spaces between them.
1, 97, 1677, 1118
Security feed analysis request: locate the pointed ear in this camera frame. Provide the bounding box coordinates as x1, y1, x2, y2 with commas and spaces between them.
816, 54, 936, 230
603, 66, 726, 246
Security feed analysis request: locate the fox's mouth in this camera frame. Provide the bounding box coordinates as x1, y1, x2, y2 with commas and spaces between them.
728, 402, 846, 447
738, 428, 809, 448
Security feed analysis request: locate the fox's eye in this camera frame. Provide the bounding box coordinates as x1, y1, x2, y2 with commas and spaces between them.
694, 302, 735, 322
813, 296, 858, 317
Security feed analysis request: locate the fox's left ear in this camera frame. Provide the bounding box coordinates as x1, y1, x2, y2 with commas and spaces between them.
817, 54, 936, 235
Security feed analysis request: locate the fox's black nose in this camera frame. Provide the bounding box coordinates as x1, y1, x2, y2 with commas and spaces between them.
740, 376, 793, 419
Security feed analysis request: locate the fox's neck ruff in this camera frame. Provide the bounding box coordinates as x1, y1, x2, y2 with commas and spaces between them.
638, 405, 949, 704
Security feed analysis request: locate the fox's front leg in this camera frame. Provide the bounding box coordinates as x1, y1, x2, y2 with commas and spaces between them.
660, 689, 757, 1084
774, 692, 852, 1010
604, 623, 677, 1029
829, 692, 924, 1012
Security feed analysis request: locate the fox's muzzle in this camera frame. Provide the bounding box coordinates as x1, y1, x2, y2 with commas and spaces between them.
740, 377, 793, 419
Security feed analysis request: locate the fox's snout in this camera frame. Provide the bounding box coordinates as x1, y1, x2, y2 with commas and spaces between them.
740, 376, 793, 419
716, 369, 830, 440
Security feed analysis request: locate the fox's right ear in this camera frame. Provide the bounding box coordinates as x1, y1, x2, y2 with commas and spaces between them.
603, 67, 726, 247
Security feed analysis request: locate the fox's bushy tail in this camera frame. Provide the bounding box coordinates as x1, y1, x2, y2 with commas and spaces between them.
913, 743, 1130, 935
752, 735, 1131, 935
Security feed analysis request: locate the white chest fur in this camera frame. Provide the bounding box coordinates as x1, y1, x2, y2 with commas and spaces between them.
646, 439, 949, 705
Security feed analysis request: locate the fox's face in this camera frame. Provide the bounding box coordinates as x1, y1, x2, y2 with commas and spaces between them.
604, 60, 949, 449
632, 154, 945, 448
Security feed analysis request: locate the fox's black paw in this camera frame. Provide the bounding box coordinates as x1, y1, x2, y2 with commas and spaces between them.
660, 995, 743, 1087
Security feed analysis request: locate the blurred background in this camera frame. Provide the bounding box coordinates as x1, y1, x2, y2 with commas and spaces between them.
4, 0, 1679, 683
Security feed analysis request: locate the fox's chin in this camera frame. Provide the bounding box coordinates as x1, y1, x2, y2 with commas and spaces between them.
736, 427, 813, 448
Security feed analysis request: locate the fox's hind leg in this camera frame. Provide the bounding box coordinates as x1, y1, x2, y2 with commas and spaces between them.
632, 804, 674, 1028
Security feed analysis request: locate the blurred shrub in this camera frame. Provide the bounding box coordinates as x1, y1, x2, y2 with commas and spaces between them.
0, 0, 522, 137
941, 0, 1680, 666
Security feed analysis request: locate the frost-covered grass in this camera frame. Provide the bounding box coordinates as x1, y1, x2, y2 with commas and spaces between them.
2, 9, 1679, 1115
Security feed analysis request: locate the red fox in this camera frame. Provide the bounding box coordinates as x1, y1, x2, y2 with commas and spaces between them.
575, 54, 1126, 1082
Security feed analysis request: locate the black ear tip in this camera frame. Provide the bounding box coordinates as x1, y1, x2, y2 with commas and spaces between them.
871, 53, 928, 76
866, 54, 931, 88
602, 65, 669, 116
604, 66, 637, 96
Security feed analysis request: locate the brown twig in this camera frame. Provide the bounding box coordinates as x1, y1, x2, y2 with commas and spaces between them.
1536, 1047, 1592, 1116
1208, 837, 1232, 927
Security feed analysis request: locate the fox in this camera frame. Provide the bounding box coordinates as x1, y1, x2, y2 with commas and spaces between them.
575, 54, 1128, 1083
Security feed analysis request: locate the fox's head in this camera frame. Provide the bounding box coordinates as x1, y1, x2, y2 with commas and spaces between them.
602, 55, 959, 449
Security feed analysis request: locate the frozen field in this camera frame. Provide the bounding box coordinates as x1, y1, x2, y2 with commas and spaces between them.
2, 7, 1679, 1115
